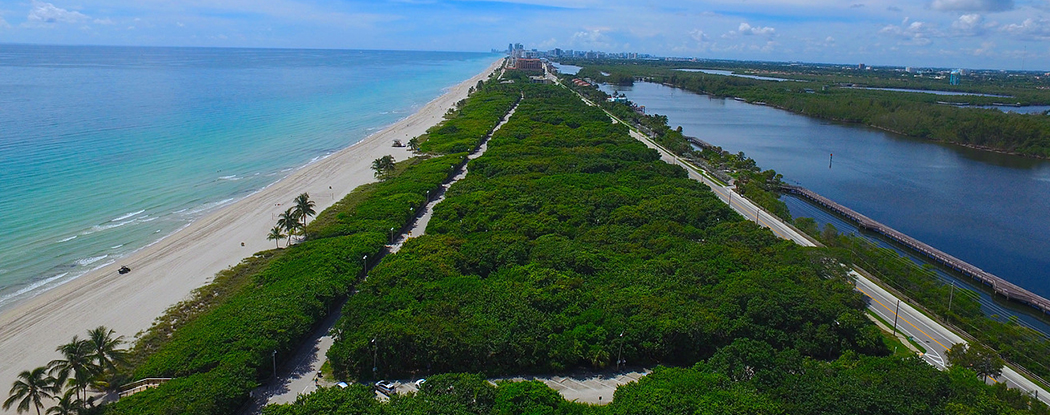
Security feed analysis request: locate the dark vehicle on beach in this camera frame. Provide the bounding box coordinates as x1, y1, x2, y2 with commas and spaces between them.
118, 265, 131, 274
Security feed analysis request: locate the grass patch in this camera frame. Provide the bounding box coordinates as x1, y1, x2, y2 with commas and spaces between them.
867, 310, 927, 354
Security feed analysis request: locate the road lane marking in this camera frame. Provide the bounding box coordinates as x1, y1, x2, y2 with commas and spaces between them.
857, 286, 949, 351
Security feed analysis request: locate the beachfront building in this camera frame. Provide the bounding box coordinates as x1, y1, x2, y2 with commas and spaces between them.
514, 58, 543, 72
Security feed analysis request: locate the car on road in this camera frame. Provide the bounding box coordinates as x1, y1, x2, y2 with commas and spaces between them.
375, 380, 396, 396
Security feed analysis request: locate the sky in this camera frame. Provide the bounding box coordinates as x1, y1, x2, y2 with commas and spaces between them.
1, 0, 1049, 70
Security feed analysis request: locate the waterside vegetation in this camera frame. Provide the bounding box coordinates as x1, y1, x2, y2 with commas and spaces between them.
571, 61, 1050, 158
798, 221, 1050, 388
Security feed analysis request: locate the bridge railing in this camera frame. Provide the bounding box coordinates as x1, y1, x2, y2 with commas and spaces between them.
780, 185, 1050, 315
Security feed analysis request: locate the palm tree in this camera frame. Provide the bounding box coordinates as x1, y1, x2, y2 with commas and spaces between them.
276, 208, 301, 245
371, 155, 396, 178
44, 391, 76, 415
267, 226, 285, 248
4, 367, 57, 415
48, 337, 94, 405
293, 193, 316, 227
86, 326, 125, 377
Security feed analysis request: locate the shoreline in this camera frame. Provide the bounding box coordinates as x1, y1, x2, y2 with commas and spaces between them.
0, 58, 504, 399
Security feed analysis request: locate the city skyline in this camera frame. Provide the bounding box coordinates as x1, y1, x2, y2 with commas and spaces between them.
1, 0, 1049, 70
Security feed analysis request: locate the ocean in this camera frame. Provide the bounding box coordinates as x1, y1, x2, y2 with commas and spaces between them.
0, 45, 497, 310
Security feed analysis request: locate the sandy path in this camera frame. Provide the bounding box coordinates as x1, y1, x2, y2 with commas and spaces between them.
0, 58, 503, 408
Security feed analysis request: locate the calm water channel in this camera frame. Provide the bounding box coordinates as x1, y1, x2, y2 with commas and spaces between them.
602, 82, 1050, 330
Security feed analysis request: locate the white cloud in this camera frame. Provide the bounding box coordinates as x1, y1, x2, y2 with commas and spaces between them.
25, 1, 89, 26
93, 18, 114, 25
0, 16, 10, 29
953, 13, 982, 30
880, 19, 937, 45
688, 28, 716, 52
973, 41, 996, 55
738, 22, 776, 36
690, 29, 709, 42
724, 22, 776, 39
569, 28, 616, 49
1001, 18, 1050, 40
930, 0, 1013, 12
949, 13, 998, 36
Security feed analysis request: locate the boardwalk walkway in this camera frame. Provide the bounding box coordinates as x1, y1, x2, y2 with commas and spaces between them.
781, 185, 1050, 315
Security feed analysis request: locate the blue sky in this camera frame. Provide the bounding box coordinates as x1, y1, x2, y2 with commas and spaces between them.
1, 0, 1049, 70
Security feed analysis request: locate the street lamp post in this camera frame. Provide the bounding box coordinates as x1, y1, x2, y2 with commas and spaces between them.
272, 350, 277, 379
616, 331, 625, 371
372, 338, 378, 378
390, 227, 395, 244
892, 299, 901, 336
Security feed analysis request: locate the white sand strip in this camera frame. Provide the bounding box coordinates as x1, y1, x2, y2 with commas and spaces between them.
0, 58, 504, 408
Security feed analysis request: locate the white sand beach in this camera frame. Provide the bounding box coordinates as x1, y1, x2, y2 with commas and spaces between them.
0, 58, 503, 408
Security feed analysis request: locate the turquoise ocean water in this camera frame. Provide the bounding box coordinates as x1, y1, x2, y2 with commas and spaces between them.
0, 45, 497, 310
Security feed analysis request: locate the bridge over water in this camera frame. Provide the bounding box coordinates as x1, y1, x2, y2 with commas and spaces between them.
781, 185, 1050, 316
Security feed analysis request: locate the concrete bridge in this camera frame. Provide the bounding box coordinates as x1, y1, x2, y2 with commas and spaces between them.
781, 184, 1050, 315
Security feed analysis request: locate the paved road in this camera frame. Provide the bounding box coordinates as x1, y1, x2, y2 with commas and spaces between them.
595, 93, 1050, 405
389, 97, 520, 254
240, 308, 341, 414
243, 95, 525, 414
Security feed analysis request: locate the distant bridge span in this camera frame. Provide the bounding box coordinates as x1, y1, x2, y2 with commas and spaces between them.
781, 184, 1050, 315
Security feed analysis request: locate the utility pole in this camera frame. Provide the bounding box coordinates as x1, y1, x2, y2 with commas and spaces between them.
947, 282, 955, 315
892, 299, 901, 336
